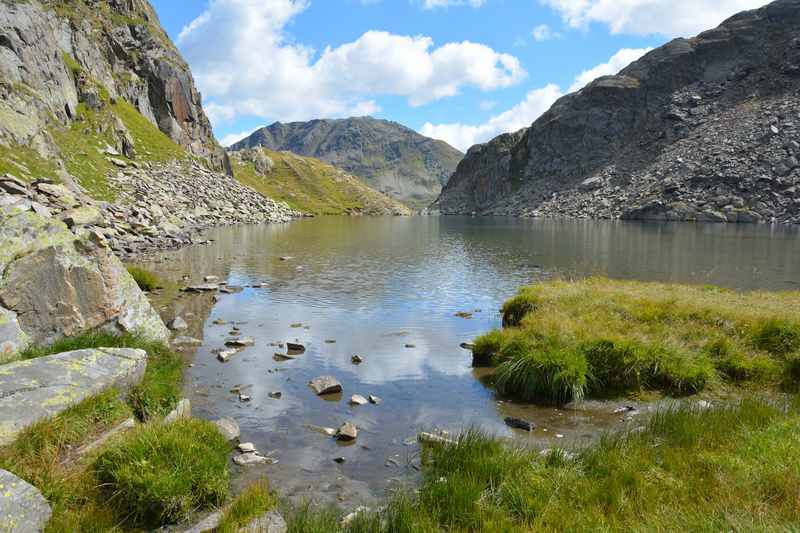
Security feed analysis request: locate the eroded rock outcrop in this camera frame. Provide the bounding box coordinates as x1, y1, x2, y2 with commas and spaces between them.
435, 0, 800, 224
0, 0, 226, 170
0, 195, 168, 359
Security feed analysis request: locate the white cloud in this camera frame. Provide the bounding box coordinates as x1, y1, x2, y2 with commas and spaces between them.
568, 47, 652, 92
178, 0, 524, 126
541, 0, 770, 37
421, 84, 563, 151
532, 24, 561, 41
421, 46, 652, 151
220, 127, 264, 147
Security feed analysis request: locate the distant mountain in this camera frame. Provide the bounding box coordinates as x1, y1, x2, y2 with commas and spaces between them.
230, 117, 463, 209
434, 0, 800, 225
229, 147, 412, 216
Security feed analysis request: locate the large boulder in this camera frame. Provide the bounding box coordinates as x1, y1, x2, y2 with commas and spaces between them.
0, 203, 168, 359
0, 347, 147, 446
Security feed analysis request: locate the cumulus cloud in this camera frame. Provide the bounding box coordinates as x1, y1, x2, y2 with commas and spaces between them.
540, 0, 770, 37
532, 24, 561, 41
421, 47, 652, 151
178, 0, 523, 126
568, 47, 652, 92
421, 84, 563, 151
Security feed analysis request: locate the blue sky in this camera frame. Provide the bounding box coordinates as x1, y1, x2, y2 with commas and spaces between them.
150, 0, 768, 151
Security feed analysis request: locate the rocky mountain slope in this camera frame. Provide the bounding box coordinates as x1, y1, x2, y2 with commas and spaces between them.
230, 117, 463, 209
0, 0, 298, 249
435, 0, 800, 224
230, 147, 412, 216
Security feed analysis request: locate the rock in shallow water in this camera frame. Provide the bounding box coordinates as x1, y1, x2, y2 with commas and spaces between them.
336, 422, 359, 441
213, 417, 240, 442
309, 375, 343, 395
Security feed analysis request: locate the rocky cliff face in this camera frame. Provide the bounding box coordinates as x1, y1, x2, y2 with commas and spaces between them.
435, 0, 800, 224
0, 0, 227, 176
231, 117, 463, 209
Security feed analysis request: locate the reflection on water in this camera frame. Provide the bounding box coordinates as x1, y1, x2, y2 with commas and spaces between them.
145, 217, 800, 506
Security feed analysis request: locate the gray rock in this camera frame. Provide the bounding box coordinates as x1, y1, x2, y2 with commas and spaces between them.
336, 422, 358, 441
309, 376, 343, 395
173, 336, 203, 347
241, 510, 287, 533
59, 206, 102, 227
164, 398, 191, 424
225, 336, 255, 347
0, 468, 52, 532
167, 316, 189, 331
181, 510, 223, 533
233, 453, 276, 466
350, 394, 368, 406
213, 417, 240, 442
0, 348, 146, 446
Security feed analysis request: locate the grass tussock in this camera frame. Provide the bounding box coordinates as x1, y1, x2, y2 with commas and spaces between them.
475, 278, 800, 403
218, 478, 278, 532
288, 398, 800, 532
94, 418, 231, 528
126, 265, 161, 292
0, 332, 190, 530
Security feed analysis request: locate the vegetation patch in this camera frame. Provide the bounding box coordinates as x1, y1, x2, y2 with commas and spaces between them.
230, 148, 410, 215
126, 265, 161, 292
0, 143, 60, 182
94, 418, 231, 528
218, 478, 278, 532
474, 278, 800, 403
287, 398, 800, 532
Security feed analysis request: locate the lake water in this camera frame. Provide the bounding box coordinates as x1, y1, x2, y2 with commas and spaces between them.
142, 217, 800, 506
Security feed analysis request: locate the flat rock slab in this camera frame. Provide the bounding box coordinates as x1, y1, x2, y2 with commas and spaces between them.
0, 468, 52, 532
309, 376, 342, 396
242, 511, 287, 533
0, 348, 146, 446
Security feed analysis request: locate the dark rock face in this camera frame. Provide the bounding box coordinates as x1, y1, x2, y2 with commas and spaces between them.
231, 117, 463, 208
435, 0, 800, 224
0, 0, 226, 171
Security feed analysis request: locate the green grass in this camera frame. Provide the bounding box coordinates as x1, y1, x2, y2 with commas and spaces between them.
230, 148, 410, 215
218, 478, 278, 532
126, 265, 161, 292
287, 397, 800, 532
0, 143, 60, 182
474, 278, 800, 403
94, 418, 231, 528
0, 389, 134, 532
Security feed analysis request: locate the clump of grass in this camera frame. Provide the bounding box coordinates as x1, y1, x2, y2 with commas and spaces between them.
471, 329, 505, 366
94, 418, 231, 528
495, 341, 589, 404
218, 478, 278, 532
751, 318, 800, 356
0, 389, 133, 532
127, 265, 161, 292
478, 278, 800, 403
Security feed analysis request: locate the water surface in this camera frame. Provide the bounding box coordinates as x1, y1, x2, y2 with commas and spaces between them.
143, 217, 800, 506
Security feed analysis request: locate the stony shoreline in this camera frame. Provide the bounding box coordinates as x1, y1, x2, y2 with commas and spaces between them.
0, 162, 301, 260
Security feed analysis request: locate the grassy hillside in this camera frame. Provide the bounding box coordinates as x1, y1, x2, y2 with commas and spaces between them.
229, 147, 412, 216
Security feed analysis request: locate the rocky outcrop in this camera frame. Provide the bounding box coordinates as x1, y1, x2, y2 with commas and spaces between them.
0, 167, 298, 260
0, 347, 147, 446
435, 0, 800, 224
230, 117, 463, 209
0, 0, 226, 171
0, 192, 169, 358
0, 468, 52, 532
229, 147, 413, 216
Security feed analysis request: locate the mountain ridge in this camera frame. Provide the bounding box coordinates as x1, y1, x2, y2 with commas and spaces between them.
434, 0, 800, 224
230, 116, 463, 209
